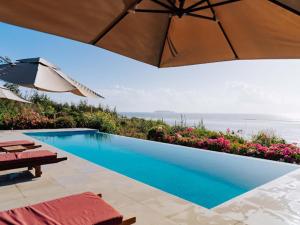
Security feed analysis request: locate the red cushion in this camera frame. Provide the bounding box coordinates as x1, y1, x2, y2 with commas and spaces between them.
0, 140, 35, 147
0, 192, 123, 225
16, 150, 57, 160
0, 153, 17, 162
0, 150, 57, 165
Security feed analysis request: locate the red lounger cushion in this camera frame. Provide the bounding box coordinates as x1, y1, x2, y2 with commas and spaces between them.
0, 192, 123, 225
0, 140, 35, 147
0, 150, 57, 165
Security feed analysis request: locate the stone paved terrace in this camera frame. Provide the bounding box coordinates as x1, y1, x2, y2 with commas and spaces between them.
0, 129, 299, 225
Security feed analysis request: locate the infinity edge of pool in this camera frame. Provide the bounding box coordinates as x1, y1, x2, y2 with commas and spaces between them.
25, 130, 299, 209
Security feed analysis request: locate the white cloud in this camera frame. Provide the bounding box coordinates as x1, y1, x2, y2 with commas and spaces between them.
225, 81, 284, 105
94, 81, 300, 114
99, 85, 231, 112
12, 80, 300, 115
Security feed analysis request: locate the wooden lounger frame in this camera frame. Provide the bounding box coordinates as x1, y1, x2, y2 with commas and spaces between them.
120, 217, 136, 225
0, 156, 67, 177
96, 194, 136, 225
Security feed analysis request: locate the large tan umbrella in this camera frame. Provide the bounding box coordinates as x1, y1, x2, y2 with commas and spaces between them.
0, 58, 103, 98
0, 87, 31, 103
0, 0, 299, 68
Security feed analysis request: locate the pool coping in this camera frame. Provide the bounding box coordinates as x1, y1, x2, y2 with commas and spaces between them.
0, 128, 299, 225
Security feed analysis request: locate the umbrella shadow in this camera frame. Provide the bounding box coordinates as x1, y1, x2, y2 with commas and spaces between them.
0, 171, 35, 186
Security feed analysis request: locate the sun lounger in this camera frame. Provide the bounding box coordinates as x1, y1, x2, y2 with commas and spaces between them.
0, 140, 35, 147
0, 150, 67, 177
0, 192, 136, 225
0, 144, 42, 153
0, 140, 41, 153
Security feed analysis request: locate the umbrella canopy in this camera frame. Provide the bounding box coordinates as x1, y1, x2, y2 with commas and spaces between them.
0, 58, 103, 98
0, 0, 299, 68
269, 0, 300, 15
0, 87, 31, 103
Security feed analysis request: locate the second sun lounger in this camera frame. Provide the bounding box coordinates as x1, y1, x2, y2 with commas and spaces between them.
0, 140, 41, 153
0, 150, 67, 177
0, 192, 136, 225
0, 140, 35, 147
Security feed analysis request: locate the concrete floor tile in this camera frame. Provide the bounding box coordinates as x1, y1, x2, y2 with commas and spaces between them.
169, 205, 241, 225
25, 191, 70, 205
118, 203, 178, 225
141, 194, 192, 217
0, 198, 29, 211
0, 185, 24, 202
16, 177, 66, 198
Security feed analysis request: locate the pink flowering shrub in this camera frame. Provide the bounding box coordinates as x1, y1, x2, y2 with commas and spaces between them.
3, 108, 53, 129
160, 127, 300, 164
196, 137, 231, 152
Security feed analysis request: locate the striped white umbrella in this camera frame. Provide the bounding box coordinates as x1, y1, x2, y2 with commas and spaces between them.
0, 57, 103, 98
0, 86, 31, 103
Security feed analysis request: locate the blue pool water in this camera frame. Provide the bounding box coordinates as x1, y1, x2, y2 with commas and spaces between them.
26, 130, 298, 209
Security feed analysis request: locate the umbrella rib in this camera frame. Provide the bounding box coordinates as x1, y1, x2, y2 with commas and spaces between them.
150, 0, 175, 11
158, 15, 173, 67
217, 20, 238, 59
184, 0, 207, 12
268, 0, 300, 16
206, 0, 239, 59
166, 0, 176, 8
179, 0, 185, 11
134, 9, 172, 13
186, 13, 215, 21
189, 0, 240, 13
90, 0, 144, 45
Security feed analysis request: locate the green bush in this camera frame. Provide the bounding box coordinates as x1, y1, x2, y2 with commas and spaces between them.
85, 112, 117, 133
193, 128, 220, 139
147, 125, 168, 141
72, 112, 88, 128
54, 116, 76, 128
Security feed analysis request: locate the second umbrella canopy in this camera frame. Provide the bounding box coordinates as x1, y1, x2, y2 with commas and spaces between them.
0, 58, 103, 98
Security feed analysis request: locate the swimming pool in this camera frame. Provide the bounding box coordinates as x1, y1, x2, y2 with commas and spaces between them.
26, 130, 299, 209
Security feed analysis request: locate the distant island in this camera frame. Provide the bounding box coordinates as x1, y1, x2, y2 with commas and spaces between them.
154, 110, 176, 114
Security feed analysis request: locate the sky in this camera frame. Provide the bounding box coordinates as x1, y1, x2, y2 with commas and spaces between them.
1, 22, 300, 115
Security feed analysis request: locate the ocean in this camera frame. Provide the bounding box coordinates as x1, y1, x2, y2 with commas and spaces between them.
121, 112, 300, 144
